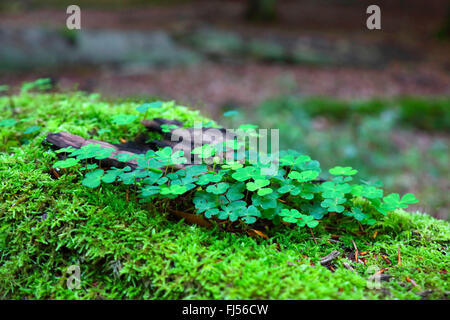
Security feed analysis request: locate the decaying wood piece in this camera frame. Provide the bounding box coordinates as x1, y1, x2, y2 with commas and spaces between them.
320, 250, 341, 265
44, 117, 236, 171
44, 131, 152, 170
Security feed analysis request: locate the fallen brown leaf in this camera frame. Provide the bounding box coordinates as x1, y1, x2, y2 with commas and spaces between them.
51, 168, 61, 179
171, 210, 212, 228
382, 255, 392, 265
247, 229, 269, 240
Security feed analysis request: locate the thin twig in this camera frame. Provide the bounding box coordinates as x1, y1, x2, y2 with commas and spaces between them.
351, 239, 359, 262
309, 228, 318, 244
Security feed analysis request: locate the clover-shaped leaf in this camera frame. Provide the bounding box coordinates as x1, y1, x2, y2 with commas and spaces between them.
279, 154, 295, 167
246, 179, 270, 191
222, 140, 245, 151
184, 165, 208, 177
193, 191, 218, 213
115, 153, 138, 162
257, 188, 273, 196
161, 124, 179, 133
332, 176, 353, 183
137, 157, 164, 172
192, 144, 217, 159
196, 173, 223, 185
170, 149, 187, 165
362, 185, 383, 199
320, 198, 346, 213
136, 101, 163, 113
280, 154, 311, 167
278, 183, 295, 194
240, 205, 261, 224
294, 155, 312, 166
288, 170, 319, 182
82, 169, 104, 189
102, 166, 131, 184
299, 184, 316, 200
118, 170, 146, 185
401, 193, 419, 205
352, 207, 367, 221
351, 185, 364, 197
55, 146, 76, 154
53, 158, 80, 169
140, 185, 161, 198
204, 208, 220, 219
232, 166, 259, 182
206, 182, 229, 195
218, 201, 247, 221
279, 209, 302, 224
154, 146, 175, 164
80, 163, 99, 171
94, 147, 115, 160
383, 193, 418, 210
112, 114, 137, 126
70, 144, 101, 160
23, 125, 42, 134
252, 192, 279, 210
329, 166, 358, 176
221, 161, 244, 170
305, 219, 319, 228
226, 182, 245, 201
160, 184, 188, 196
321, 181, 351, 199
301, 204, 327, 220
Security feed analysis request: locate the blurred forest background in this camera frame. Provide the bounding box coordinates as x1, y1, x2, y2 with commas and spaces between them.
0, 0, 449, 219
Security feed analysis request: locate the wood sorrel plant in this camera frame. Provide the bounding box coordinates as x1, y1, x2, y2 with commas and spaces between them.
54, 143, 420, 230
52, 110, 419, 231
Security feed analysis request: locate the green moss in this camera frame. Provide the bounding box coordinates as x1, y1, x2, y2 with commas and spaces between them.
0, 92, 449, 299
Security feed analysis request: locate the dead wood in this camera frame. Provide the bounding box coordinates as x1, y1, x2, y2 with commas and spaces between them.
43, 131, 152, 170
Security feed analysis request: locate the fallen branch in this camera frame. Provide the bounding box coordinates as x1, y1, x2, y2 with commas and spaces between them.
351, 239, 359, 263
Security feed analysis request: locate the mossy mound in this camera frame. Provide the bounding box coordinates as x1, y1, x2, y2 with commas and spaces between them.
0, 91, 449, 299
